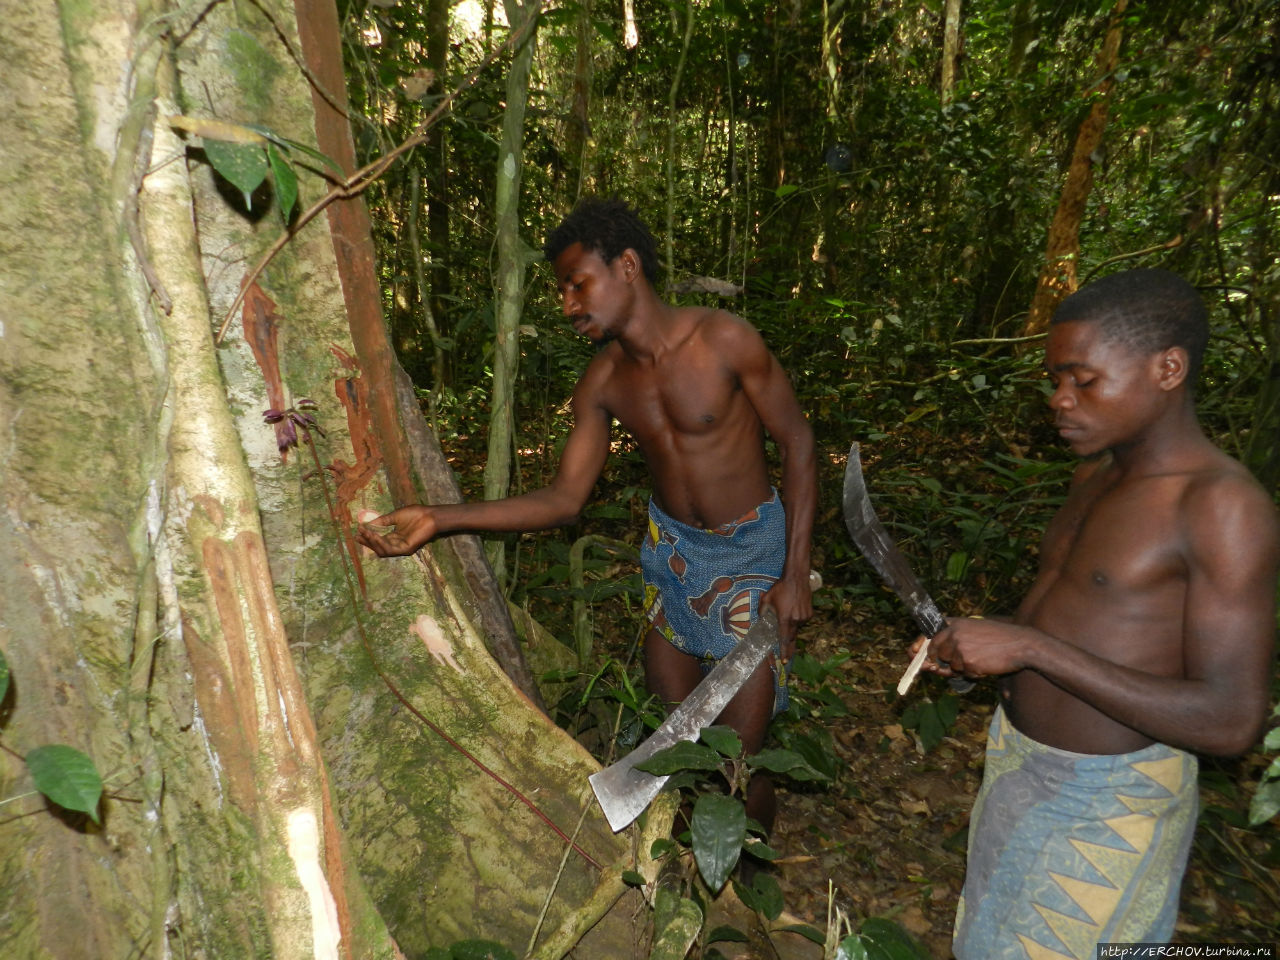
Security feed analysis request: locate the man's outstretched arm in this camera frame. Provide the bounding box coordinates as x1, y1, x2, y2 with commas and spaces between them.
356, 383, 612, 557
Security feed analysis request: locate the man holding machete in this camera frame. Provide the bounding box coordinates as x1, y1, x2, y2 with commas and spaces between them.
913, 269, 1279, 959
357, 197, 817, 840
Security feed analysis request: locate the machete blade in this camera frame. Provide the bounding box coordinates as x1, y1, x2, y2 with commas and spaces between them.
843, 442, 973, 693
589, 609, 779, 832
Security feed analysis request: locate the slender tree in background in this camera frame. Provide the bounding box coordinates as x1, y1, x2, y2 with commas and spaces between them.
484, 0, 542, 586
941, 0, 963, 108
1025, 0, 1129, 335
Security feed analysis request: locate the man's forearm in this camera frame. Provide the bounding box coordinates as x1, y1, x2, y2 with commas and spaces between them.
778, 435, 817, 580
1021, 629, 1266, 756
431, 488, 582, 536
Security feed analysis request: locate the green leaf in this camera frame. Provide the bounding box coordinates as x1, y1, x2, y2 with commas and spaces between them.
705, 924, 748, 943
743, 837, 779, 861
25, 745, 102, 823
747, 747, 829, 782
701, 725, 742, 758
859, 917, 930, 960
266, 142, 298, 221
1249, 775, 1280, 827
916, 703, 945, 751
903, 403, 938, 424
1263, 725, 1280, 751
650, 837, 676, 859
621, 869, 646, 887
775, 183, 800, 198
836, 935, 871, 960
0, 646, 8, 702
204, 139, 268, 208
783, 923, 826, 945
691, 793, 746, 891
751, 872, 784, 920
259, 131, 346, 175
945, 550, 969, 581
635, 740, 723, 775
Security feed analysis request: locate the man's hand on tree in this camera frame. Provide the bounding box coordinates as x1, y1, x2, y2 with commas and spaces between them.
355, 506, 439, 557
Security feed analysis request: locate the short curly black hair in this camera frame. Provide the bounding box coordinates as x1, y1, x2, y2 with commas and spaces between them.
544, 197, 661, 283
1052, 268, 1209, 380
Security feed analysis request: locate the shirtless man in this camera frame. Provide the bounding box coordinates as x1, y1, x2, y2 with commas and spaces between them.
356, 198, 817, 836
915, 269, 1279, 959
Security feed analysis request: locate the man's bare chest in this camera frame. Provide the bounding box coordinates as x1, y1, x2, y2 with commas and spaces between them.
1041, 479, 1188, 596
606, 360, 743, 440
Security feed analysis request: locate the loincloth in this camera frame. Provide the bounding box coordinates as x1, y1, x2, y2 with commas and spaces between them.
640, 489, 789, 714
953, 706, 1198, 960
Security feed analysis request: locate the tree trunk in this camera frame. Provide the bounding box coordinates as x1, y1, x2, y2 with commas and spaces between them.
1023, 0, 1128, 336
425, 0, 453, 350
566, 0, 594, 197
0, 1, 643, 956
940, 0, 962, 109
664, 0, 697, 287
483, 0, 541, 586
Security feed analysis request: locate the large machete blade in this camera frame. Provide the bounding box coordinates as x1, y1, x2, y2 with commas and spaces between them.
589, 609, 779, 833
842, 442, 973, 693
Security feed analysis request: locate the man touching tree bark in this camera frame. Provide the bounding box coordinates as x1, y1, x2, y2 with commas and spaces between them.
358, 197, 818, 842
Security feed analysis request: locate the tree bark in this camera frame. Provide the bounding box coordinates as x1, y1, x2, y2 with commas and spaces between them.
1023, 0, 1129, 336
484, 0, 541, 586
940, 0, 962, 108
0, 1, 636, 956
294, 0, 540, 706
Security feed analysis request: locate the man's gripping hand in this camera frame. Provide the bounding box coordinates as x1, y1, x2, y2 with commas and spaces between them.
355, 506, 439, 557
913, 616, 1034, 679
761, 574, 813, 661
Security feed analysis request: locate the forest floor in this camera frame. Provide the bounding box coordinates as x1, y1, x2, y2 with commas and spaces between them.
753, 609, 1280, 959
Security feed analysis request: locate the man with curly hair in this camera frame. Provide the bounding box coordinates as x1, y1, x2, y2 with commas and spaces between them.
358, 198, 817, 839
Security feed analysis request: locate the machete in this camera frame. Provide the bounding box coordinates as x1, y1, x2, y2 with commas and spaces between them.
842, 442, 974, 695
589, 609, 780, 833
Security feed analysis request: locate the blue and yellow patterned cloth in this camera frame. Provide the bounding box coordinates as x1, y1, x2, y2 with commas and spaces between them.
640, 489, 789, 714
954, 706, 1198, 959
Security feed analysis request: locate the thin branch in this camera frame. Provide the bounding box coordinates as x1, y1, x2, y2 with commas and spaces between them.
215, 9, 541, 343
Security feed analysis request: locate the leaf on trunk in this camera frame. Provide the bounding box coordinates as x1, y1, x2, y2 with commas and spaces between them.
267, 143, 298, 221
25, 745, 102, 823
691, 792, 745, 892
0, 646, 8, 702
204, 139, 268, 209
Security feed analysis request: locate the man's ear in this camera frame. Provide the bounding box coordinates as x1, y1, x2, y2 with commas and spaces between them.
1156, 346, 1189, 391
618, 248, 640, 283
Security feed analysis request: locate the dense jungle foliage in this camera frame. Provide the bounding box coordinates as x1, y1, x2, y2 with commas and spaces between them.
336, 0, 1280, 948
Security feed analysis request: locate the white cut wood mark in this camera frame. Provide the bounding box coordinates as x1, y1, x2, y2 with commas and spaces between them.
411, 614, 462, 672
286, 808, 341, 960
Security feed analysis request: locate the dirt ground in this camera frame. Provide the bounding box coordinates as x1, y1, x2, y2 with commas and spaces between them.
757, 609, 1280, 958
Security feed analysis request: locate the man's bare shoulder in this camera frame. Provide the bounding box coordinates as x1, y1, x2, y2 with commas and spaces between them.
1181, 452, 1279, 539
572, 342, 624, 407
684, 307, 770, 363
